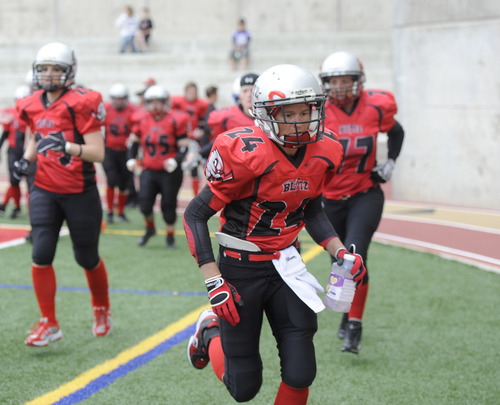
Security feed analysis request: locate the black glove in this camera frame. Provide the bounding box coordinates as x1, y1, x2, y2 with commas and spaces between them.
37, 132, 67, 153
13, 158, 30, 181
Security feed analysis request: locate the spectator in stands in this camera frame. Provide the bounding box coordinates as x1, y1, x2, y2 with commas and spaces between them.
136, 7, 154, 52
230, 19, 251, 71
115, 5, 138, 53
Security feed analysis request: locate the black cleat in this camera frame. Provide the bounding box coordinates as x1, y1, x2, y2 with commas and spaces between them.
10, 208, 21, 219
106, 212, 114, 224
137, 228, 156, 246
166, 235, 176, 249
338, 313, 349, 340
342, 320, 362, 354
117, 213, 129, 222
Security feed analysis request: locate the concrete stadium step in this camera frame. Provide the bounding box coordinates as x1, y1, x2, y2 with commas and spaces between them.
0, 31, 393, 108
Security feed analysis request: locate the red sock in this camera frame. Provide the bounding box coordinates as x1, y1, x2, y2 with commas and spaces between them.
84, 259, 110, 309
3, 186, 13, 206
192, 178, 200, 196
145, 219, 155, 229
167, 230, 174, 238
349, 281, 369, 320
11, 185, 21, 208
117, 192, 128, 215
32, 264, 57, 325
208, 336, 225, 382
106, 187, 115, 213
274, 382, 309, 405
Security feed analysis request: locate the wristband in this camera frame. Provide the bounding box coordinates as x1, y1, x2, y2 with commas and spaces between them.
77, 144, 83, 157
65, 142, 71, 153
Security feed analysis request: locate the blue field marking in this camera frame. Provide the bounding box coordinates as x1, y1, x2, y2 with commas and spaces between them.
0, 283, 206, 296
52, 325, 195, 405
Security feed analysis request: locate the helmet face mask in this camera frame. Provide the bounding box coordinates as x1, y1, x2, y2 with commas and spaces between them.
252, 64, 326, 148
33, 42, 77, 92
319, 51, 365, 105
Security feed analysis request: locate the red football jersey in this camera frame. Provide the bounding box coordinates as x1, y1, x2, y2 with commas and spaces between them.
2, 107, 27, 149
207, 105, 255, 141
132, 112, 188, 171
171, 95, 210, 130
205, 126, 343, 252
103, 102, 137, 151
323, 89, 397, 200
17, 88, 105, 194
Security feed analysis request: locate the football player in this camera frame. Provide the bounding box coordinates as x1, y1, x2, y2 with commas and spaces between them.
15, 42, 112, 346
127, 85, 190, 248
102, 82, 137, 223
319, 51, 405, 354
0, 85, 30, 218
184, 64, 367, 404
171, 82, 210, 196
182, 72, 259, 169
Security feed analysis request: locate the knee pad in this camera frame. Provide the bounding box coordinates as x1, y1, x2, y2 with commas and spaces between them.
224, 359, 262, 402
74, 246, 100, 270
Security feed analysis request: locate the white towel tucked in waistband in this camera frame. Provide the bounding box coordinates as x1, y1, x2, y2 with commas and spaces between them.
272, 246, 325, 313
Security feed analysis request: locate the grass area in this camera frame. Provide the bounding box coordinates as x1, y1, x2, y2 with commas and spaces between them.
0, 207, 499, 404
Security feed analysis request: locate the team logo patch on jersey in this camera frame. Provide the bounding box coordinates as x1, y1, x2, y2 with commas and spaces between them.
282, 178, 309, 193
206, 148, 234, 182
92, 102, 107, 123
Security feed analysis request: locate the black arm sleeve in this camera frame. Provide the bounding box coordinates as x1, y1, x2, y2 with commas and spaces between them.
387, 120, 405, 161
0, 130, 8, 149
303, 195, 338, 246
200, 140, 214, 159
128, 141, 139, 160
174, 144, 188, 164
183, 186, 218, 267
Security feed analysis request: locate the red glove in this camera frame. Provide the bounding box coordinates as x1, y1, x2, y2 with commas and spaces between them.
205, 275, 243, 326
336, 245, 367, 284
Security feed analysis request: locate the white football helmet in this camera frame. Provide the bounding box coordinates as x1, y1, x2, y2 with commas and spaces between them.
109, 83, 129, 110
109, 82, 129, 99
319, 51, 365, 105
252, 64, 326, 147
33, 42, 77, 91
144, 85, 171, 113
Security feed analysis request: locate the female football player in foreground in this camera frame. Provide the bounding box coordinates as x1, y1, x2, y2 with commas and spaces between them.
319, 51, 405, 354
16, 42, 112, 346
183, 64, 366, 404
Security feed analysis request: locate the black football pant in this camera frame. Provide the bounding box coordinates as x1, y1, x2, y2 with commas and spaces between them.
102, 148, 131, 191
29, 186, 102, 269
218, 248, 317, 402
139, 168, 183, 225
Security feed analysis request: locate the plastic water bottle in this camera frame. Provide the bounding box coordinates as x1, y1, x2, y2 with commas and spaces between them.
323, 253, 357, 312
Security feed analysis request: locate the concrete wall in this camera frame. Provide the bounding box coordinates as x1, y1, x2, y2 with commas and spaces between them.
392, 0, 500, 209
